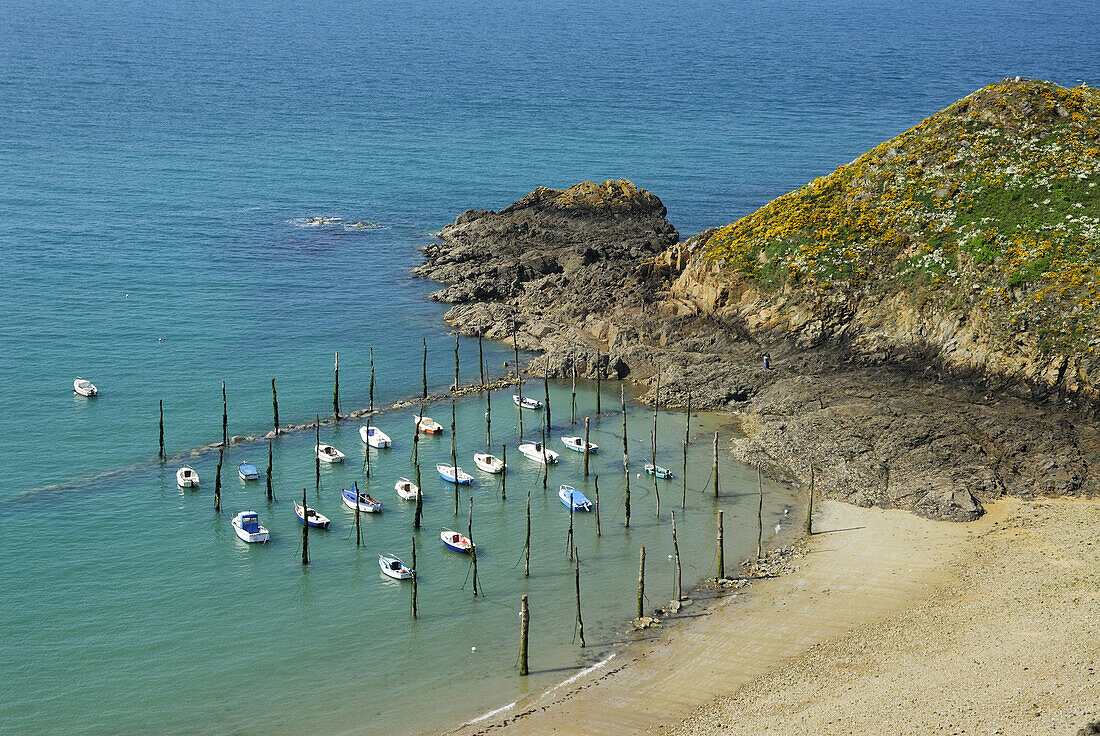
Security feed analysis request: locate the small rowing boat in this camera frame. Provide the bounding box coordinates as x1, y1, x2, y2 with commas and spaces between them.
440, 529, 473, 553
176, 466, 199, 488
294, 502, 331, 528
645, 462, 673, 479
415, 415, 444, 435
316, 444, 345, 463
73, 378, 98, 397
437, 463, 473, 485
342, 486, 382, 513
473, 453, 505, 474
561, 436, 598, 453
395, 477, 420, 500
518, 442, 559, 465
512, 395, 543, 410
238, 462, 259, 481
360, 425, 391, 448
559, 485, 593, 511
231, 511, 269, 543
378, 553, 413, 580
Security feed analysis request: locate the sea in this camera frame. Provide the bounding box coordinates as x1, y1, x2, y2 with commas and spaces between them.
1, 1, 1096, 733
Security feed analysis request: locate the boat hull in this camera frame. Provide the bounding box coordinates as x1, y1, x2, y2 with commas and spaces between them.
473, 454, 504, 474
437, 465, 473, 485
559, 487, 593, 511
341, 490, 381, 513
176, 468, 199, 488
360, 426, 392, 448
395, 479, 420, 500
379, 557, 413, 579
231, 520, 269, 543
295, 504, 331, 528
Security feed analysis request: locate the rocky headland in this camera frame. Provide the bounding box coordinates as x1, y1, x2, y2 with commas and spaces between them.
414, 79, 1100, 522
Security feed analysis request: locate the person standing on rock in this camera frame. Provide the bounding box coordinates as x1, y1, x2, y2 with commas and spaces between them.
763, 353, 771, 370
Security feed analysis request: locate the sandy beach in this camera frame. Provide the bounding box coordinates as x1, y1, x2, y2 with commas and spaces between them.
447, 497, 1099, 736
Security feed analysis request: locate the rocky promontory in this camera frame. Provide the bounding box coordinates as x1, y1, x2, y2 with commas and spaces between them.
416, 80, 1099, 521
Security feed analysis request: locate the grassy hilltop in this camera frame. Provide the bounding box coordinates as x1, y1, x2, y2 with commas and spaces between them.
698, 79, 1099, 367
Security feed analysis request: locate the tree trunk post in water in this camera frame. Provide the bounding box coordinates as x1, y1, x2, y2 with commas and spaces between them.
301, 488, 309, 565
570, 348, 576, 426
266, 439, 274, 502
511, 318, 519, 381
806, 464, 815, 536
271, 378, 279, 433
355, 481, 362, 547
422, 337, 428, 400
637, 546, 646, 618
314, 416, 320, 493
621, 386, 630, 528
414, 404, 423, 530
540, 427, 548, 495
221, 380, 228, 448
574, 549, 585, 648
363, 413, 371, 479
594, 474, 602, 536
453, 334, 459, 391
519, 594, 529, 676
583, 417, 591, 479
485, 387, 491, 449
543, 357, 551, 433
595, 350, 601, 414
214, 448, 223, 512
333, 351, 340, 420
713, 432, 720, 499
671, 510, 682, 602
478, 331, 484, 386
500, 444, 507, 501
717, 509, 725, 580
158, 399, 165, 461
567, 500, 574, 562
468, 496, 479, 596
369, 347, 375, 413
524, 485, 531, 577
411, 536, 418, 619
682, 392, 690, 509
451, 399, 458, 516
757, 468, 764, 559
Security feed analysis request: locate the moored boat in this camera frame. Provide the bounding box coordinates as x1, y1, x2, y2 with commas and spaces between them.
561, 436, 598, 453
440, 529, 473, 553
395, 477, 420, 500
360, 425, 392, 448
512, 394, 543, 410
473, 453, 505, 474
238, 462, 259, 481
73, 378, 98, 397
518, 441, 559, 465
645, 462, 673, 479
436, 463, 473, 485
176, 466, 199, 488
414, 415, 444, 435
559, 485, 593, 511
342, 486, 382, 513
316, 444, 345, 463
294, 502, 331, 528
231, 511, 270, 543
378, 553, 413, 580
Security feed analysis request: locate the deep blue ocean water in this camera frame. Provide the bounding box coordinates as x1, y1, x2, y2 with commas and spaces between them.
1, 1, 1097, 733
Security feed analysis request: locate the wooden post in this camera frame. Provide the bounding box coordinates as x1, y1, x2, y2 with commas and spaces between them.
411, 536, 418, 619
221, 380, 228, 448
806, 465, 815, 536
595, 350, 601, 414
574, 548, 585, 648
594, 474, 602, 536
355, 480, 362, 546
478, 331, 485, 386
271, 378, 279, 433
621, 386, 630, 528
414, 403, 423, 530
682, 393, 690, 509
266, 439, 274, 502
636, 546, 645, 618
369, 347, 375, 413
570, 348, 576, 426
524, 485, 531, 577
511, 318, 520, 381
717, 509, 725, 580
214, 448, 223, 512
485, 386, 492, 449
158, 399, 165, 460
519, 594, 529, 675
583, 417, 591, 478
314, 416, 321, 493
543, 357, 551, 433
468, 496, 479, 596
363, 413, 371, 479
422, 337, 428, 399
652, 369, 661, 519
500, 444, 507, 501
301, 488, 309, 565
540, 427, 547, 494
451, 399, 458, 516
333, 351, 340, 420
757, 467, 764, 558
713, 432, 720, 499
453, 334, 460, 391
671, 510, 682, 602
567, 498, 575, 561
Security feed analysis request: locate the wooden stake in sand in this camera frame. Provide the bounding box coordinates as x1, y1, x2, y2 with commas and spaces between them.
757, 467, 764, 558
622, 386, 630, 528
671, 510, 682, 602
524, 485, 531, 577
214, 448, 223, 512
333, 351, 340, 420
271, 378, 279, 434
301, 488, 309, 565
519, 594, 529, 676
717, 509, 725, 580
158, 399, 165, 461
221, 380, 228, 448
468, 496, 480, 596
574, 548, 585, 648
411, 536, 418, 619
637, 546, 646, 618
806, 464, 815, 536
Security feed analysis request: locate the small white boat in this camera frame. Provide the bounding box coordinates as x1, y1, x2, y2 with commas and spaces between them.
238, 462, 260, 481
441, 529, 473, 553
73, 378, 98, 397
360, 425, 392, 448
176, 466, 199, 488
559, 485, 594, 511
561, 436, 599, 454
518, 442, 559, 465
645, 463, 673, 479
342, 487, 382, 513
395, 477, 420, 500
316, 444, 345, 463
473, 453, 505, 474
512, 395, 543, 410
414, 415, 444, 435
437, 463, 474, 485
294, 502, 331, 528
378, 553, 413, 580
231, 511, 269, 543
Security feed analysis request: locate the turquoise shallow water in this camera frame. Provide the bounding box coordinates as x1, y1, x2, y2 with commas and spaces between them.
1, 0, 1097, 733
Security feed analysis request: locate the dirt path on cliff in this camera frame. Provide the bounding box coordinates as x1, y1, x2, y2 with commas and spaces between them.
442, 500, 1002, 736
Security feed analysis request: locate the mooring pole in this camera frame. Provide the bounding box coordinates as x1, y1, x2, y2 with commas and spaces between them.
158, 399, 165, 460
519, 594, 529, 676
271, 378, 279, 434
333, 351, 340, 420
757, 467, 764, 558
583, 417, 591, 479
411, 536, 418, 619
369, 347, 375, 413
575, 548, 585, 648
543, 357, 551, 433
717, 509, 725, 580
595, 350, 601, 414
567, 500, 575, 561
221, 380, 228, 448
524, 485, 531, 577
622, 386, 630, 528
485, 387, 492, 449
806, 465, 815, 536
713, 432, 720, 499
511, 318, 520, 381
414, 403, 424, 530
637, 546, 646, 618
453, 334, 460, 391
301, 488, 309, 565
478, 330, 485, 386
422, 337, 428, 400
570, 348, 576, 426
363, 414, 371, 479
451, 399, 458, 516
671, 510, 682, 602
540, 427, 547, 494
214, 448, 223, 512
266, 439, 274, 502
500, 444, 507, 501
314, 415, 320, 493
468, 496, 479, 596
594, 474, 602, 536
682, 393, 690, 509
355, 481, 362, 547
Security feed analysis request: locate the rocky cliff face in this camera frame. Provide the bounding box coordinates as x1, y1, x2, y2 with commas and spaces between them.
415, 83, 1100, 521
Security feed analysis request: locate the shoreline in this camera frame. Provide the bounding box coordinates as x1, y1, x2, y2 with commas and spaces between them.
434, 499, 1007, 735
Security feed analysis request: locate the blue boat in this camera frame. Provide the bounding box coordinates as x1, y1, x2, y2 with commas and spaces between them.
436, 463, 473, 485
645, 463, 673, 479
238, 462, 260, 481
440, 529, 473, 553
342, 485, 382, 513
294, 501, 331, 528
559, 485, 593, 511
